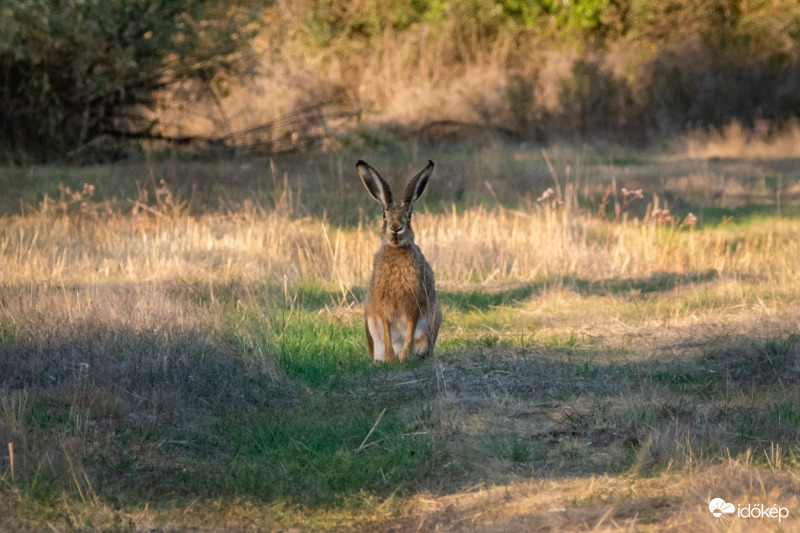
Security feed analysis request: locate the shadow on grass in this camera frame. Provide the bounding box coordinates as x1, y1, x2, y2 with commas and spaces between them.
3, 314, 799, 509
169, 268, 720, 313
40, 269, 718, 318
0, 318, 433, 506
167, 329, 800, 504
3, 281, 799, 511
158, 279, 369, 311
439, 269, 719, 311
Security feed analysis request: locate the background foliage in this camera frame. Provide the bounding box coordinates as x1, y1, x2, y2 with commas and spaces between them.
0, 0, 261, 163
3, 0, 800, 162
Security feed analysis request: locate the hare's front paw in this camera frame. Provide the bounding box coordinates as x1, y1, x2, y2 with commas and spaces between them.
399, 346, 412, 361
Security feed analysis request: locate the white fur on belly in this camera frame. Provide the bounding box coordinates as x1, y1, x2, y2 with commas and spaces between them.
390, 321, 406, 357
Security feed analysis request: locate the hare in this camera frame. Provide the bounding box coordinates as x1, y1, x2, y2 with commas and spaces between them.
357, 160, 442, 362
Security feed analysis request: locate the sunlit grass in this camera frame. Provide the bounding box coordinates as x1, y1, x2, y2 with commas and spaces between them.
3, 146, 800, 530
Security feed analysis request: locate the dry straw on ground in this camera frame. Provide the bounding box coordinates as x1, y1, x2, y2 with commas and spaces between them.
2, 202, 797, 287
3, 149, 800, 530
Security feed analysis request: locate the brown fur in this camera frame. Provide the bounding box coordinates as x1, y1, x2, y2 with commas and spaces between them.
358, 160, 442, 362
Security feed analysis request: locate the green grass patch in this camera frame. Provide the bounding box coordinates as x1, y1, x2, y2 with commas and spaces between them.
182, 402, 441, 505
222, 302, 374, 387
693, 204, 800, 228
650, 366, 716, 398
274, 313, 371, 385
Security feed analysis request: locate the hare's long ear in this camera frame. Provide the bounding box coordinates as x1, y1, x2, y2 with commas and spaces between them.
357, 160, 393, 209
403, 160, 434, 209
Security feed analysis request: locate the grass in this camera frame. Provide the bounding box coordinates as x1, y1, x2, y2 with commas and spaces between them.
686, 119, 800, 160
2, 142, 800, 530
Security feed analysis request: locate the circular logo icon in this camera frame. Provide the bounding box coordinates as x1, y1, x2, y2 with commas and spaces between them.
709, 498, 735, 522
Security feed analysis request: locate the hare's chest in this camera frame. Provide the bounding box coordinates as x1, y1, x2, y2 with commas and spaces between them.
371, 249, 421, 297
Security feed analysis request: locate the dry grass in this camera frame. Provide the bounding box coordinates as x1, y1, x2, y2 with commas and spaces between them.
687, 119, 800, 160
144, 1, 800, 155
376, 462, 800, 532
2, 147, 800, 530
4, 198, 799, 287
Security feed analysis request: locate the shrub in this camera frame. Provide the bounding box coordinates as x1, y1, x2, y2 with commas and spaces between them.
0, 0, 261, 163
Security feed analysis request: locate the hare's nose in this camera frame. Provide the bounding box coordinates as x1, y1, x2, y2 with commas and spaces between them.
389, 224, 404, 234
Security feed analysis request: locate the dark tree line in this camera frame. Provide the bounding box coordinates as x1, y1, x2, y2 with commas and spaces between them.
0, 0, 262, 163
